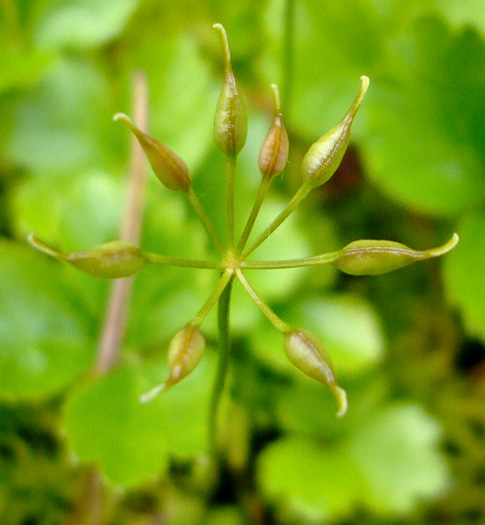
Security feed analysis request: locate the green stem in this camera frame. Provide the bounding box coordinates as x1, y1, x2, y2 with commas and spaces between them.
241, 250, 340, 269
236, 176, 272, 254
187, 186, 225, 255
192, 270, 233, 326
242, 182, 312, 258
226, 155, 237, 249
209, 277, 234, 452
235, 269, 291, 333
144, 251, 222, 269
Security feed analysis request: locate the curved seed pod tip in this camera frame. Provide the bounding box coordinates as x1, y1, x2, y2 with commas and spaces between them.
258, 83, 289, 179
284, 329, 347, 417
213, 23, 248, 156
140, 324, 205, 403
28, 233, 147, 278
301, 75, 369, 189
114, 113, 191, 192
27, 232, 66, 260
336, 233, 459, 276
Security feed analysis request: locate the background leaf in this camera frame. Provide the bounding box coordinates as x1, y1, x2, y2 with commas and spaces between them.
257, 436, 365, 521
347, 404, 451, 514
64, 355, 216, 486
34, 0, 140, 50
0, 244, 94, 398
257, 404, 450, 520
361, 17, 485, 216
444, 211, 485, 343
5, 58, 114, 173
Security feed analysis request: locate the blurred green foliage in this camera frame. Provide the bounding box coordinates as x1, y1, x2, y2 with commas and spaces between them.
1, 0, 484, 524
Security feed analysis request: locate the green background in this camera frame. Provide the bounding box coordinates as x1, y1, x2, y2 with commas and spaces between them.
1, 0, 484, 523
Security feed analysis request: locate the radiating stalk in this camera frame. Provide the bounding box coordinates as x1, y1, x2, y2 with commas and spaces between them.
236, 176, 272, 254
144, 251, 222, 270
192, 270, 233, 326
236, 269, 291, 333
242, 182, 312, 258
241, 251, 340, 269
187, 186, 225, 255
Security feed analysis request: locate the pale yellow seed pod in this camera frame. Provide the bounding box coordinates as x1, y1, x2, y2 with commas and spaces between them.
213, 23, 248, 156
66, 241, 147, 278
140, 324, 206, 403
258, 84, 289, 179
336, 233, 459, 276
301, 76, 369, 189
114, 113, 191, 193
284, 329, 347, 417
28, 234, 147, 279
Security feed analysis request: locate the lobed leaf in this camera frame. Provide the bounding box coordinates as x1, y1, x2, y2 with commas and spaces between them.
0, 244, 94, 398
444, 211, 485, 343
257, 404, 449, 520
64, 356, 215, 486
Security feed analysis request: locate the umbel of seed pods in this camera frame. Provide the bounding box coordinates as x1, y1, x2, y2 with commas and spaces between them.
28, 24, 459, 418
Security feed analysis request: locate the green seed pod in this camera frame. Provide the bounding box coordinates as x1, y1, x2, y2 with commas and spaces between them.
28, 233, 147, 278
258, 84, 289, 179
301, 76, 369, 189
114, 113, 191, 193
67, 241, 147, 278
213, 23, 248, 156
284, 329, 347, 417
140, 324, 205, 403
336, 233, 459, 276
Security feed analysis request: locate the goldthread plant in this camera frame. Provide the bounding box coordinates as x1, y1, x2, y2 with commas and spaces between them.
28, 24, 458, 444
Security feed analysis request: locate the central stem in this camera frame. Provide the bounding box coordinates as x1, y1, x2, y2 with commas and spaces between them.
209, 276, 234, 452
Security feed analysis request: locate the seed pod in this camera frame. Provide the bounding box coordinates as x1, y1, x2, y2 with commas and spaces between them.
301, 76, 369, 189
258, 84, 289, 179
28, 233, 147, 278
67, 241, 147, 278
284, 329, 347, 417
336, 233, 459, 276
114, 113, 191, 193
140, 324, 205, 403
213, 23, 248, 156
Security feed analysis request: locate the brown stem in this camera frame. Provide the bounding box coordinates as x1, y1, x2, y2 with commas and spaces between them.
71, 73, 149, 525
68, 467, 104, 525
94, 72, 148, 375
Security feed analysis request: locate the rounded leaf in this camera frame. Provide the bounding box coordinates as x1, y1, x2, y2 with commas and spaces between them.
444, 212, 485, 342
0, 244, 93, 399
64, 357, 216, 486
